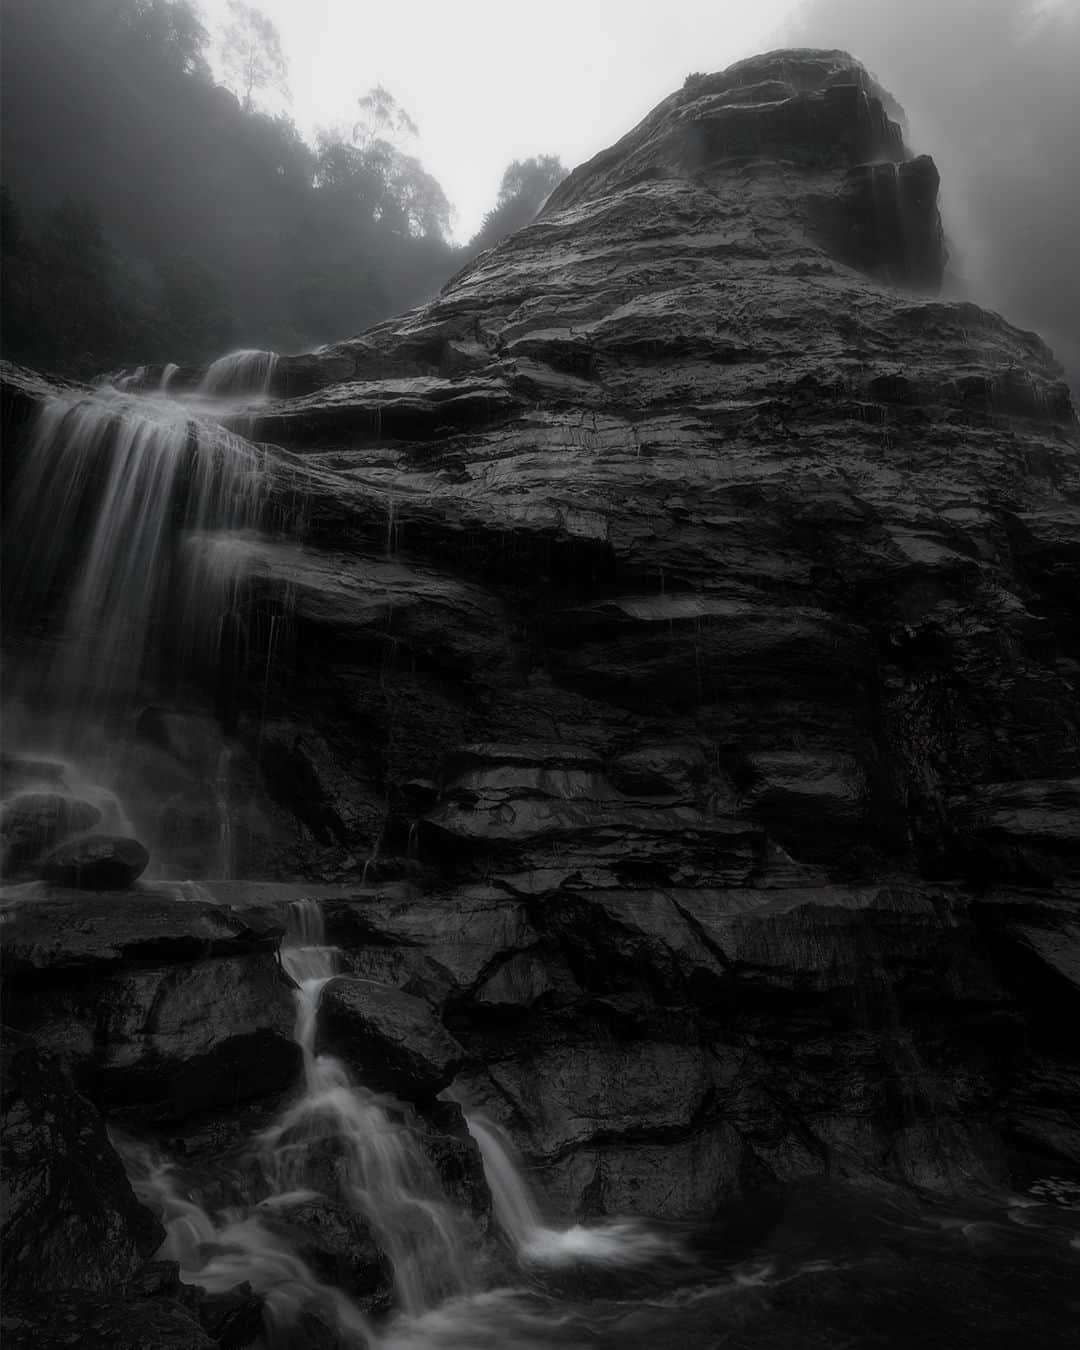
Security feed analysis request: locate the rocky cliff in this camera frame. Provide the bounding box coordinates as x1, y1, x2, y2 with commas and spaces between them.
3, 47, 1080, 1346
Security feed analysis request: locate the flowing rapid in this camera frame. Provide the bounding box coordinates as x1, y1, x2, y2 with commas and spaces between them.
466, 1117, 679, 1268
117, 898, 700, 1349
6, 386, 269, 722
1, 352, 300, 880
198, 348, 279, 397
122, 899, 473, 1345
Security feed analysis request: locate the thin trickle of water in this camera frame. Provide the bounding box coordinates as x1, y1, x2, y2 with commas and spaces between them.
386, 495, 397, 557
161, 362, 180, 392
213, 747, 234, 880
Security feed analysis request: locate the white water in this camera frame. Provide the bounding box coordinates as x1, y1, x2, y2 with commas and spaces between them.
465, 1115, 681, 1268
122, 899, 472, 1345
7, 387, 269, 721
198, 348, 279, 397
116, 364, 146, 390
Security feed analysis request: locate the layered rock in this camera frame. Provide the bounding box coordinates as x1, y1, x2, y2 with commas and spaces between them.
2, 47, 1080, 1247
0, 889, 300, 1121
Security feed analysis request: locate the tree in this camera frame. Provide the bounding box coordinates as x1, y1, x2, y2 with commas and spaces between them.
221, 1, 289, 113
311, 88, 454, 241
122, 0, 212, 82
467, 155, 568, 254
495, 155, 567, 210
353, 85, 419, 149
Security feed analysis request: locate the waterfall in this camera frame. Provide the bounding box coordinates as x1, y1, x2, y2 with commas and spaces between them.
5, 388, 269, 723
264, 900, 472, 1314
198, 348, 279, 398
116, 365, 146, 390
464, 1117, 546, 1251
161, 362, 180, 392
466, 1114, 679, 1268
120, 899, 472, 1344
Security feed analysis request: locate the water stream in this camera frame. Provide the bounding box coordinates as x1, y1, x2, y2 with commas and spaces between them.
2, 352, 294, 876
118, 898, 699, 1348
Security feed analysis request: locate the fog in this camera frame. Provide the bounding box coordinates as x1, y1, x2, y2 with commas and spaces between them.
781, 0, 1080, 385
2, 0, 1077, 384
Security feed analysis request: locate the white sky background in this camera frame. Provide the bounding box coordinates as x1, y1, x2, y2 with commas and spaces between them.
198, 0, 799, 241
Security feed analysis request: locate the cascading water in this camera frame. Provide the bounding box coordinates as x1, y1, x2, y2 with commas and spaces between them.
465, 1116, 679, 1268
5, 387, 269, 726
0, 353, 303, 881
121, 899, 473, 1346
264, 900, 472, 1315
199, 348, 279, 398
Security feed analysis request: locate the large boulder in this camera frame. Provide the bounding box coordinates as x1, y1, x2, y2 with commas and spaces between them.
315, 976, 464, 1102
1, 891, 301, 1120
0, 791, 101, 869
258, 1197, 392, 1310
0, 1033, 164, 1294
42, 835, 150, 889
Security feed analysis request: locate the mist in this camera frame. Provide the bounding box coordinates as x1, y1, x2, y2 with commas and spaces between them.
781, 0, 1080, 385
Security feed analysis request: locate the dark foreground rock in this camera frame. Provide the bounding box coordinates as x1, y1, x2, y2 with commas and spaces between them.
0, 889, 301, 1119
0, 1293, 215, 1350
259, 1197, 393, 1309
0, 1032, 164, 1293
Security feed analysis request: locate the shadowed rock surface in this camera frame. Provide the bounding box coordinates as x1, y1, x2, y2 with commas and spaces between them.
1, 46, 1079, 1347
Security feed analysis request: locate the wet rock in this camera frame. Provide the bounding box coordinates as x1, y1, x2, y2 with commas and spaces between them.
42, 834, 150, 889
0, 1291, 215, 1350
0, 1032, 164, 1294
2, 893, 300, 1120
740, 751, 870, 865
315, 976, 464, 1101
417, 1098, 492, 1223
609, 742, 708, 798
259, 1197, 392, 1309
952, 778, 1080, 882
193, 1281, 264, 1349
5, 42, 1080, 1228
0, 791, 101, 868
0, 753, 67, 792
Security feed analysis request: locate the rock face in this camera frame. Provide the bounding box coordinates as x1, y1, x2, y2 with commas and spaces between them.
0, 1032, 164, 1294
2, 44, 1080, 1260
316, 976, 465, 1101
0, 890, 301, 1120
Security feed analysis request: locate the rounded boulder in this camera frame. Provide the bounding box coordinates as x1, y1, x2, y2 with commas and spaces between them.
42, 834, 150, 889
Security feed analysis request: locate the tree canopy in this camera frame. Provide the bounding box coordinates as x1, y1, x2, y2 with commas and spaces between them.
466, 155, 568, 256
221, 0, 290, 113
0, 0, 566, 376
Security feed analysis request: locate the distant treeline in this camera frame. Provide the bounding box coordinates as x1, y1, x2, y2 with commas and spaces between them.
0, 0, 566, 377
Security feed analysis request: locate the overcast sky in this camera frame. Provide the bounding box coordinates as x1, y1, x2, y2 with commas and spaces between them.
199, 0, 798, 241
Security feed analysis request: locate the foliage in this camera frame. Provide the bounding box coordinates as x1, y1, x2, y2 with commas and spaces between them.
221, 1, 290, 113
0, 0, 561, 375
354, 84, 419, 148
496, 155, 567, 209
466, 155, 568, 256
